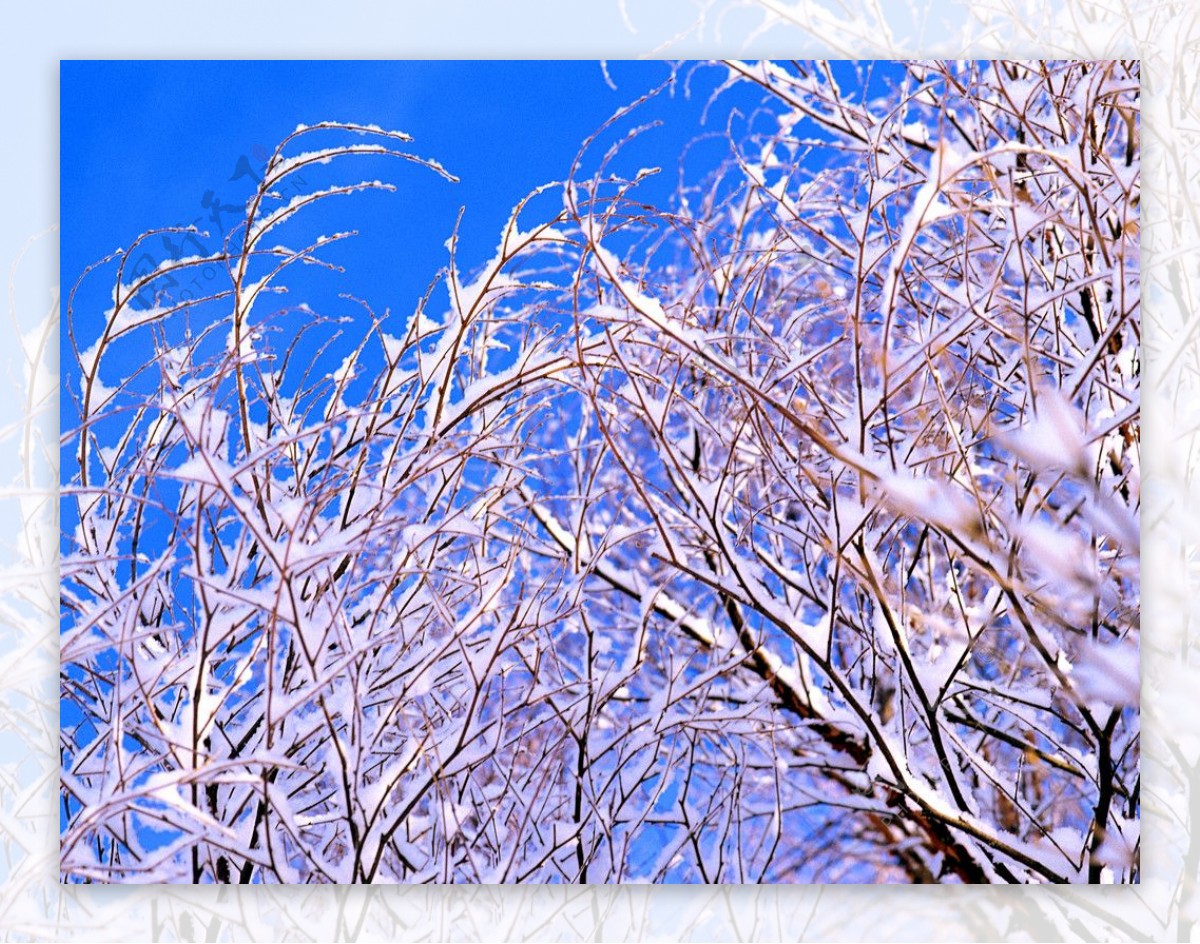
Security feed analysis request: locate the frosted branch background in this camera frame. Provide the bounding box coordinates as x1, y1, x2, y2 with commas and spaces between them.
2, 0, 1196, 938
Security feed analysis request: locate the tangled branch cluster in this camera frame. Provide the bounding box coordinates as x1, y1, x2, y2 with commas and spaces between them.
62, 60, 1139, 883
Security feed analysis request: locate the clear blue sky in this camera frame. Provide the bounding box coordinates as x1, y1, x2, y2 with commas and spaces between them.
59, 61, 755, 353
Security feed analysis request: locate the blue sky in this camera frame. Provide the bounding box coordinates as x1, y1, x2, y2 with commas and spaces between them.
61, 61, 660, 263
59, 61, 748, 356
